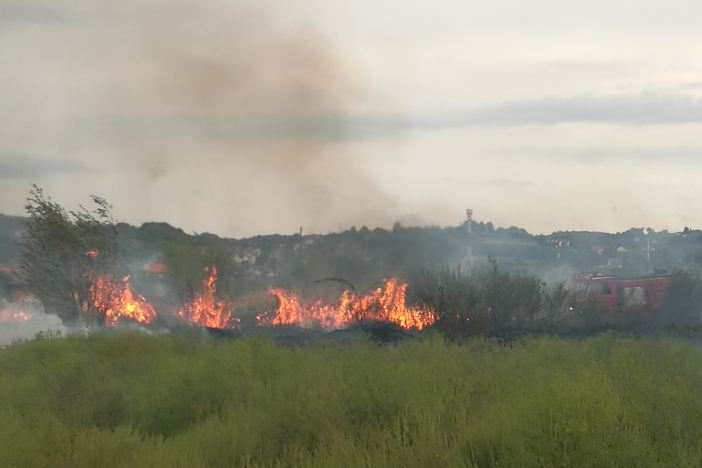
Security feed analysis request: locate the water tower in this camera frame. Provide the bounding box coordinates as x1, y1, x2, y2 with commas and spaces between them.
461, 209, 474, 272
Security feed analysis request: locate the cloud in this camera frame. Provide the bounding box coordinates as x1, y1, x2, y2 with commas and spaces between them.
414, 92, 702, 128
69, 92, 702, 145
3, 1, 702, 236
481, 179, 536, 188
94, 92, 700, 142
0, 4, 72, 23
0, 155, 89, 179
490, 145, 702, 164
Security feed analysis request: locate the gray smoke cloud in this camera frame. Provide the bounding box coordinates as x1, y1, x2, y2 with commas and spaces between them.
0, 154, 89, 179
0, 0, 398, 236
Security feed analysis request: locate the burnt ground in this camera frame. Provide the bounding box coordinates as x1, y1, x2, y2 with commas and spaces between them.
196, 322, 416, 346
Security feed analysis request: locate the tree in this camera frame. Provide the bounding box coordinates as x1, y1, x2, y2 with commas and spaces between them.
664, 270, 702, 328
20, 186, 118, 323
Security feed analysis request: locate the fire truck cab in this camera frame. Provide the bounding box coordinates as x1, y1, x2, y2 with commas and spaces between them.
574, 273, 669, 312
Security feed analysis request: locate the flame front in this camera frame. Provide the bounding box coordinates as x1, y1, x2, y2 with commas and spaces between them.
177, 266, 239, 329
79, 268, 433, 331
261, 278, 435, 330
357, 279, 436, 330
89, 275, 158, 326
265, 288, 356, 329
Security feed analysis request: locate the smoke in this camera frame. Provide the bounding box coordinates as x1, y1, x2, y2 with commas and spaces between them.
0, 299, 66, 346
0, 0, 398, 236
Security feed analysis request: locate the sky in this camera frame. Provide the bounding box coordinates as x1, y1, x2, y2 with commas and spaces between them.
1, 0, 702, 237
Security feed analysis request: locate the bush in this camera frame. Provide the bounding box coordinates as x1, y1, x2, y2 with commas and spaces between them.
410, 268, 489, 337
411, 261, 561, 338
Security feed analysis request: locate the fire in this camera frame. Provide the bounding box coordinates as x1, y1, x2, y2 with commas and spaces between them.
177, 266, 239, 329
0, 308, 31, 322
89, 275, 158, 326
12, 311, 31, 321
261, 278, 435, 330
265, 288, 356, 329
143, 262, 166, 274
85, 249, 99, 258
357, 279, 436, 330
0, 295, 33, 323
75, 265, 433, 332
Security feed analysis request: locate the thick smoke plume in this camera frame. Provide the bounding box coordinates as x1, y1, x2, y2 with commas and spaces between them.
0, 0, 397, 236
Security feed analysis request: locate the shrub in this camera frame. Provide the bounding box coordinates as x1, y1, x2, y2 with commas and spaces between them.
20, 186, 118, 324
411, 261, 553, 338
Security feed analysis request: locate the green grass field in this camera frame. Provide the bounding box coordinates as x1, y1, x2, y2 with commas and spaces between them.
1, 333, 701, 467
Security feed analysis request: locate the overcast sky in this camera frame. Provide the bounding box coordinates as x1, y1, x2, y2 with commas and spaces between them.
1, 0, 702, 236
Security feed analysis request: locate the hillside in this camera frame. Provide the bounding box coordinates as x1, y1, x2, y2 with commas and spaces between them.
2, 214, 700, 290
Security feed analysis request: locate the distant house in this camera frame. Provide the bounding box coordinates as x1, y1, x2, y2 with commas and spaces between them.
232, 248, 261, 265
547, 238, 570, 247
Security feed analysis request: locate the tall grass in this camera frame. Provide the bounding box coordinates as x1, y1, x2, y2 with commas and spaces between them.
1, 333, 701, 467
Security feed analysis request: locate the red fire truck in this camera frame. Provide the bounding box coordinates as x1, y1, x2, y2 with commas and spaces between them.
574, 273, 669, 312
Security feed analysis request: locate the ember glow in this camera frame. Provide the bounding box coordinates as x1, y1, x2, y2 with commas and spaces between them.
177, 266, 239, 329
12, 311, 30, 321
261, 279, 436, 330
89, 275, 158, 326
85, 249, 99, 258
0, 307, 31, 322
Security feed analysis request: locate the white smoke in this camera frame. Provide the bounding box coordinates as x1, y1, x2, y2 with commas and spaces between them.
0, 298, 66, 347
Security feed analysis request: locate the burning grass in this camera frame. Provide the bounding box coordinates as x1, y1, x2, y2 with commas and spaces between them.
260, 278, 436, 330
1, 334, 701, 467
88, 275, 158, 327
81, 266, 435, 332
177, 266, 238, 329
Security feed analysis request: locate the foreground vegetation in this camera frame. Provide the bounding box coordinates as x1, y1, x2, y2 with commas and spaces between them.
1, 333, 702, 467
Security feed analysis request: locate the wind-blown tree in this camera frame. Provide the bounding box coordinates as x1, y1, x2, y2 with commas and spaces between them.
20, 186, 118, 323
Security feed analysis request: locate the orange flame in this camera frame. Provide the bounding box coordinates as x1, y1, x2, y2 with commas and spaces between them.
85, 249, 99, 258
12, 311, 31, 321
0, 308, 31, 322
89, 275, 158, 326
260, 278, 435, 330
265, 288, 357, 329
357, 279, 436, 330
177, 266, 239, 329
